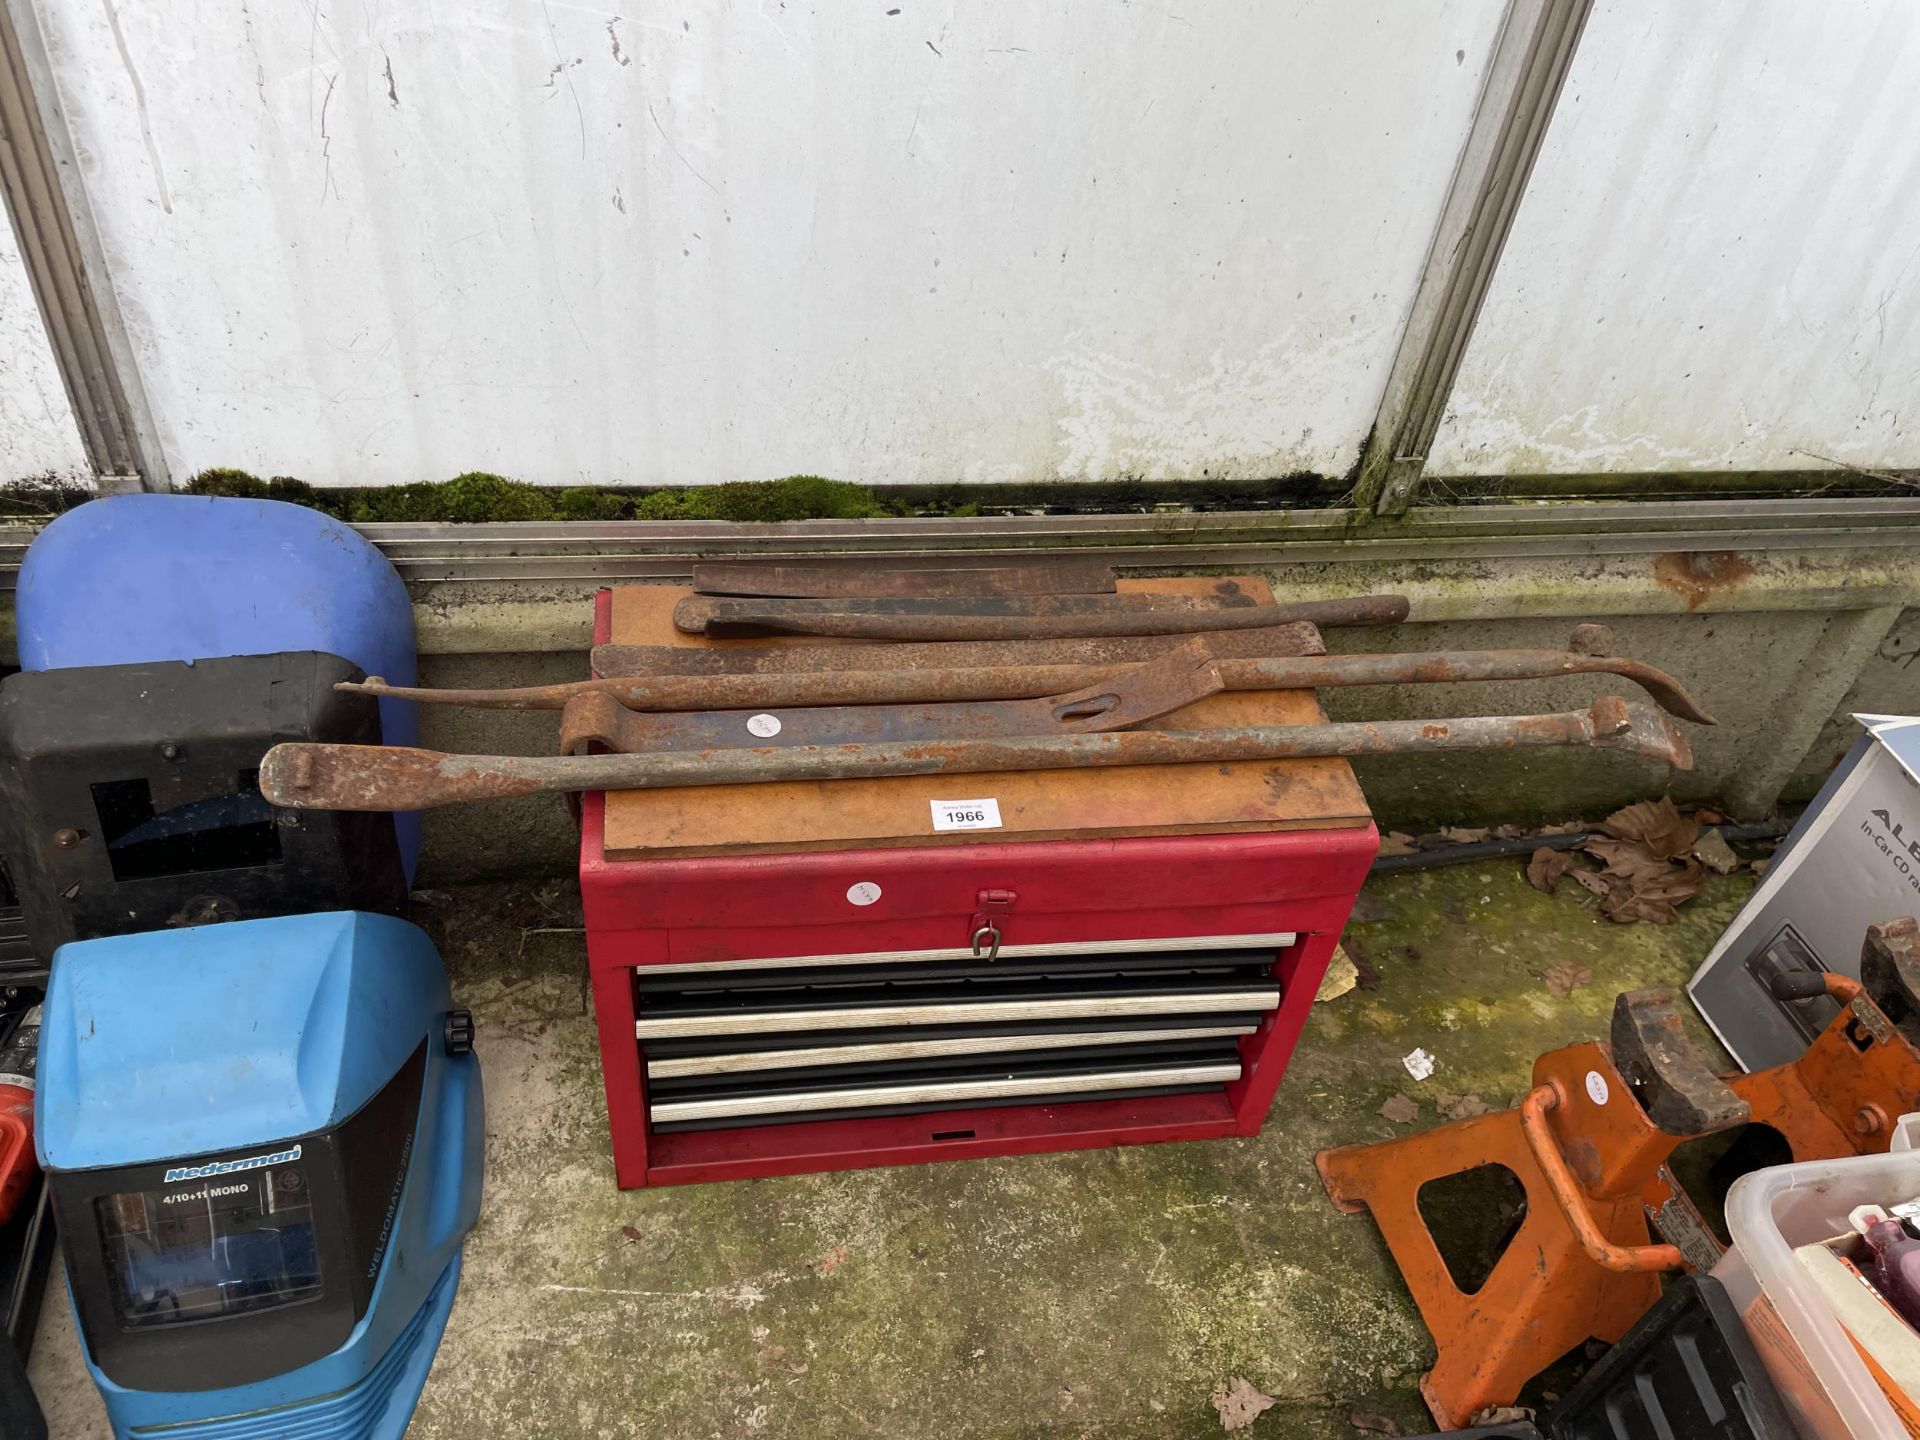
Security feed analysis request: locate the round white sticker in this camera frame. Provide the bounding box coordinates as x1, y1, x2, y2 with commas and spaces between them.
1585, 1070, 1610, 1106
747, 713, 782, 738
845, 882, 882, 907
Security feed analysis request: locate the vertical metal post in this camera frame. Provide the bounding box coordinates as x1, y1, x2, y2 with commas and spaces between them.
1353, 0, 1592, 517
0, 0, 168, 490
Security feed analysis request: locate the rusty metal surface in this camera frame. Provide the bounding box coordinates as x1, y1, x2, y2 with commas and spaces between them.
692, 560, 1117, 598
558, 639, 1225, 754
261, 698, 1691, 812
672, 589, 1413, 640
590, 624, 1326, 678
1609, 987, 1748, 1135
342, 641, 1713, 723
1859, 916, 1920, 1046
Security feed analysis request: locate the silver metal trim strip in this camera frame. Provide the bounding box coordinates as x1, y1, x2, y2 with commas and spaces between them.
646, 1024, 1258, 1079
633, 988, 1281, 1040
6, 498, 1920, 589
649, 1061, 1243, 1123
642, 933, 1298, 976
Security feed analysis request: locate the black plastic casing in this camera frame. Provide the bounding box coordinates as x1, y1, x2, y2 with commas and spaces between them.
0, 652, 405, 958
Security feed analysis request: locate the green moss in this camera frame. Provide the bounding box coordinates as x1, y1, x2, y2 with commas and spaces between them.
166, 470, 895, 524
184, 467, 273, 499
557, 486, 632, 521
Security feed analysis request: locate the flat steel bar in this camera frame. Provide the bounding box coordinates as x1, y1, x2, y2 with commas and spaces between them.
341, 643, 1711, 723
674, 591, 1412, 640
558, 638, 1225, 753
692, 559, 1117, 597
633, 990, 1280, 1040
590, 624, 1325, 678
648, 1063, 1243, 1123
637, 932, 1300, 976
646, 1025, 1259, 1079
261, 696, 1693, 812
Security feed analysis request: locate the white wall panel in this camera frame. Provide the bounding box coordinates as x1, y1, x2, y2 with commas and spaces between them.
25, 0, 1502, 486
1430, 0, 1920, 476
0, 213, 86, 482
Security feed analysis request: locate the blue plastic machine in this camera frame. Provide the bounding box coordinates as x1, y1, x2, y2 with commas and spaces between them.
37, 912, 482, 1437
16, 494, 422, 879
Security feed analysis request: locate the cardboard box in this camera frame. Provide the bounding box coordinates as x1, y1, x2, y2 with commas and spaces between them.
1691, 716, 1920, 1071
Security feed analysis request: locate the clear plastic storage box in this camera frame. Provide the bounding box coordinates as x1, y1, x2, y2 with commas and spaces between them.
1716, 1148, 1920, 1437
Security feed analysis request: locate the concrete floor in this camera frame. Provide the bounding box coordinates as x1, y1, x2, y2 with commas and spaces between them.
27, 863, 1755, 1438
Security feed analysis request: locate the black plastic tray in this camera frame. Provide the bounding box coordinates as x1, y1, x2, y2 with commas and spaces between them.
1548, 1274, 1796, 1439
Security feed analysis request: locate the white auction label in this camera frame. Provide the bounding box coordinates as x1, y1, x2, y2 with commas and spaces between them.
1585, 1070, 1610, 1106
845, 882, 883, 907
930, 798, 1003, 832
746, 713, 782, 738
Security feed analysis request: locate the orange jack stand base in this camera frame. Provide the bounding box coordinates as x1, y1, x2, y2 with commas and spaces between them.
1318, 918, 1920, 1429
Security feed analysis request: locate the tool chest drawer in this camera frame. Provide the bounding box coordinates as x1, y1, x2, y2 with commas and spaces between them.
581, 794, 1374, 1187
635, 934, 1291, 1130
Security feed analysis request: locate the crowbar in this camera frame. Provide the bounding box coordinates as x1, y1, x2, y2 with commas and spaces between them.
340, 639, 1714, 725
671, 591, 1413, 640
261, 696, 1694, 812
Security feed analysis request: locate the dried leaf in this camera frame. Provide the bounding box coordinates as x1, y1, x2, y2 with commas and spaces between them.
1541, 962, 1593, 999
1377, 831, 1420, 857
1379, 1094, 1419, 1125
1211, 1378, 1278, 1432
618, 1225, 642, 1245
1751, 856, 1771, 877
1692, 827, 1740, 875
1537, 821, 1592, 835
1349, 1414, 1404, 1436
1526, 847, 1577, 893
1601, 862, 1705, 924
1568, 868, 1612, 897
1440, 825, 1492, 843
1490, 824, 1525, 840
1695, 807, 1728, 825
1579, 829, 1710, 924
1316, 946, 1360, 1003
1600, 796, 1700, 860
1435, 1093, 1490, 1120
1581, 836, 1679, 882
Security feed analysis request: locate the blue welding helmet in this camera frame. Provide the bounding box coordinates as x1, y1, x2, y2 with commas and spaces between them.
36, 912, 484, 1439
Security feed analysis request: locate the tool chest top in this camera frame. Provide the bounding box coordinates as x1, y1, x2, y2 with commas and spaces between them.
596, 575, 1372, 860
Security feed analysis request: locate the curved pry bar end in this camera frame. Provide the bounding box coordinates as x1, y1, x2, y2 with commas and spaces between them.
1589, 697, 1695, 770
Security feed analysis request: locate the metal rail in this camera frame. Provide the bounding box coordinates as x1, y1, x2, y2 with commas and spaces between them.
5, 498, 1920, 588
0, 0, 165, 488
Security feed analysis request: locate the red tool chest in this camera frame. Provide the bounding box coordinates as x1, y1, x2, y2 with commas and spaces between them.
580, 583, 1377, 1189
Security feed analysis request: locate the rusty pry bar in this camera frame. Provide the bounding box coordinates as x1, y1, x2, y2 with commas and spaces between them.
260, 696, 1693, 813
590, 624, 1327, 679
340, 634, 1714, 725
691, 559, 1119, 598
559, 638, 1227, 754
671, 589, 1413, 641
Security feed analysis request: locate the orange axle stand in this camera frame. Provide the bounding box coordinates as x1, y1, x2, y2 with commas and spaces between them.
1317, 918, 1920, 1429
